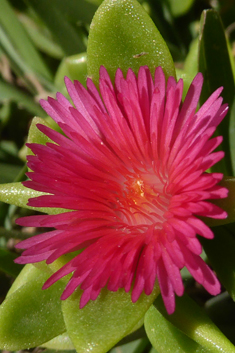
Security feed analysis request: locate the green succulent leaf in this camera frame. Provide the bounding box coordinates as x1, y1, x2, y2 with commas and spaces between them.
87, 0, 175, 86
54, 53, 87, 94
42, 332, 75, 350
198, 9, 235, 176
26, 116, 63, 156
0, 117, 69, 214
26, 116, 53, 152
0, 181, 62, 214
6, 264, 51, 297
62, 284, 160, 353
145, 304, 210, 353
151, 295, 235, 353
110, 338, 148, 353
0, 267, 66, 350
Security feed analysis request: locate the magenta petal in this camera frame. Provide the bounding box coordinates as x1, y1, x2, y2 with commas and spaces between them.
156, 258, 175, 315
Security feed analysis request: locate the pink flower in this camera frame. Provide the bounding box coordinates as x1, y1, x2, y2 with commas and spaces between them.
15, 66, 228, 314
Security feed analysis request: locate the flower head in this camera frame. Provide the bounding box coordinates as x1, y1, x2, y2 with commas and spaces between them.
15, 66, 228, 314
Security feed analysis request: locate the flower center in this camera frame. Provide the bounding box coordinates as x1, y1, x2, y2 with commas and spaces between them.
125, 177, 145, 203
116, 170, 170, 228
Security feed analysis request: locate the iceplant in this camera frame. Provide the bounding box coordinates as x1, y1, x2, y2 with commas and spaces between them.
15, 65, 228, 314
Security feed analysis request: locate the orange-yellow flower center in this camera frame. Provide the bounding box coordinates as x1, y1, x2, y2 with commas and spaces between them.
125, 178, 145, 203
118, 171, 170, 227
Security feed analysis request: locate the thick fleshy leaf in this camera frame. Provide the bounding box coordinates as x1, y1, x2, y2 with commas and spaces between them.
0, 182, 62, 214
27, 116, 53, 152
42, 332, 74, 350
54, 53, 87, 94
14, 118, 55, 163
198, 9, 234, 176
145, 304, 210, 353
87, 0, 175, 86
62, 284, 160, 353
149, 348, 158, 353
6, 264, 51, 297
0, 118, 68, 214
110, 339, 148, 353
200, 225, 235, 302
26, 116, 62, 155
0, 266, 66, 350
152, 295, 235, 353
